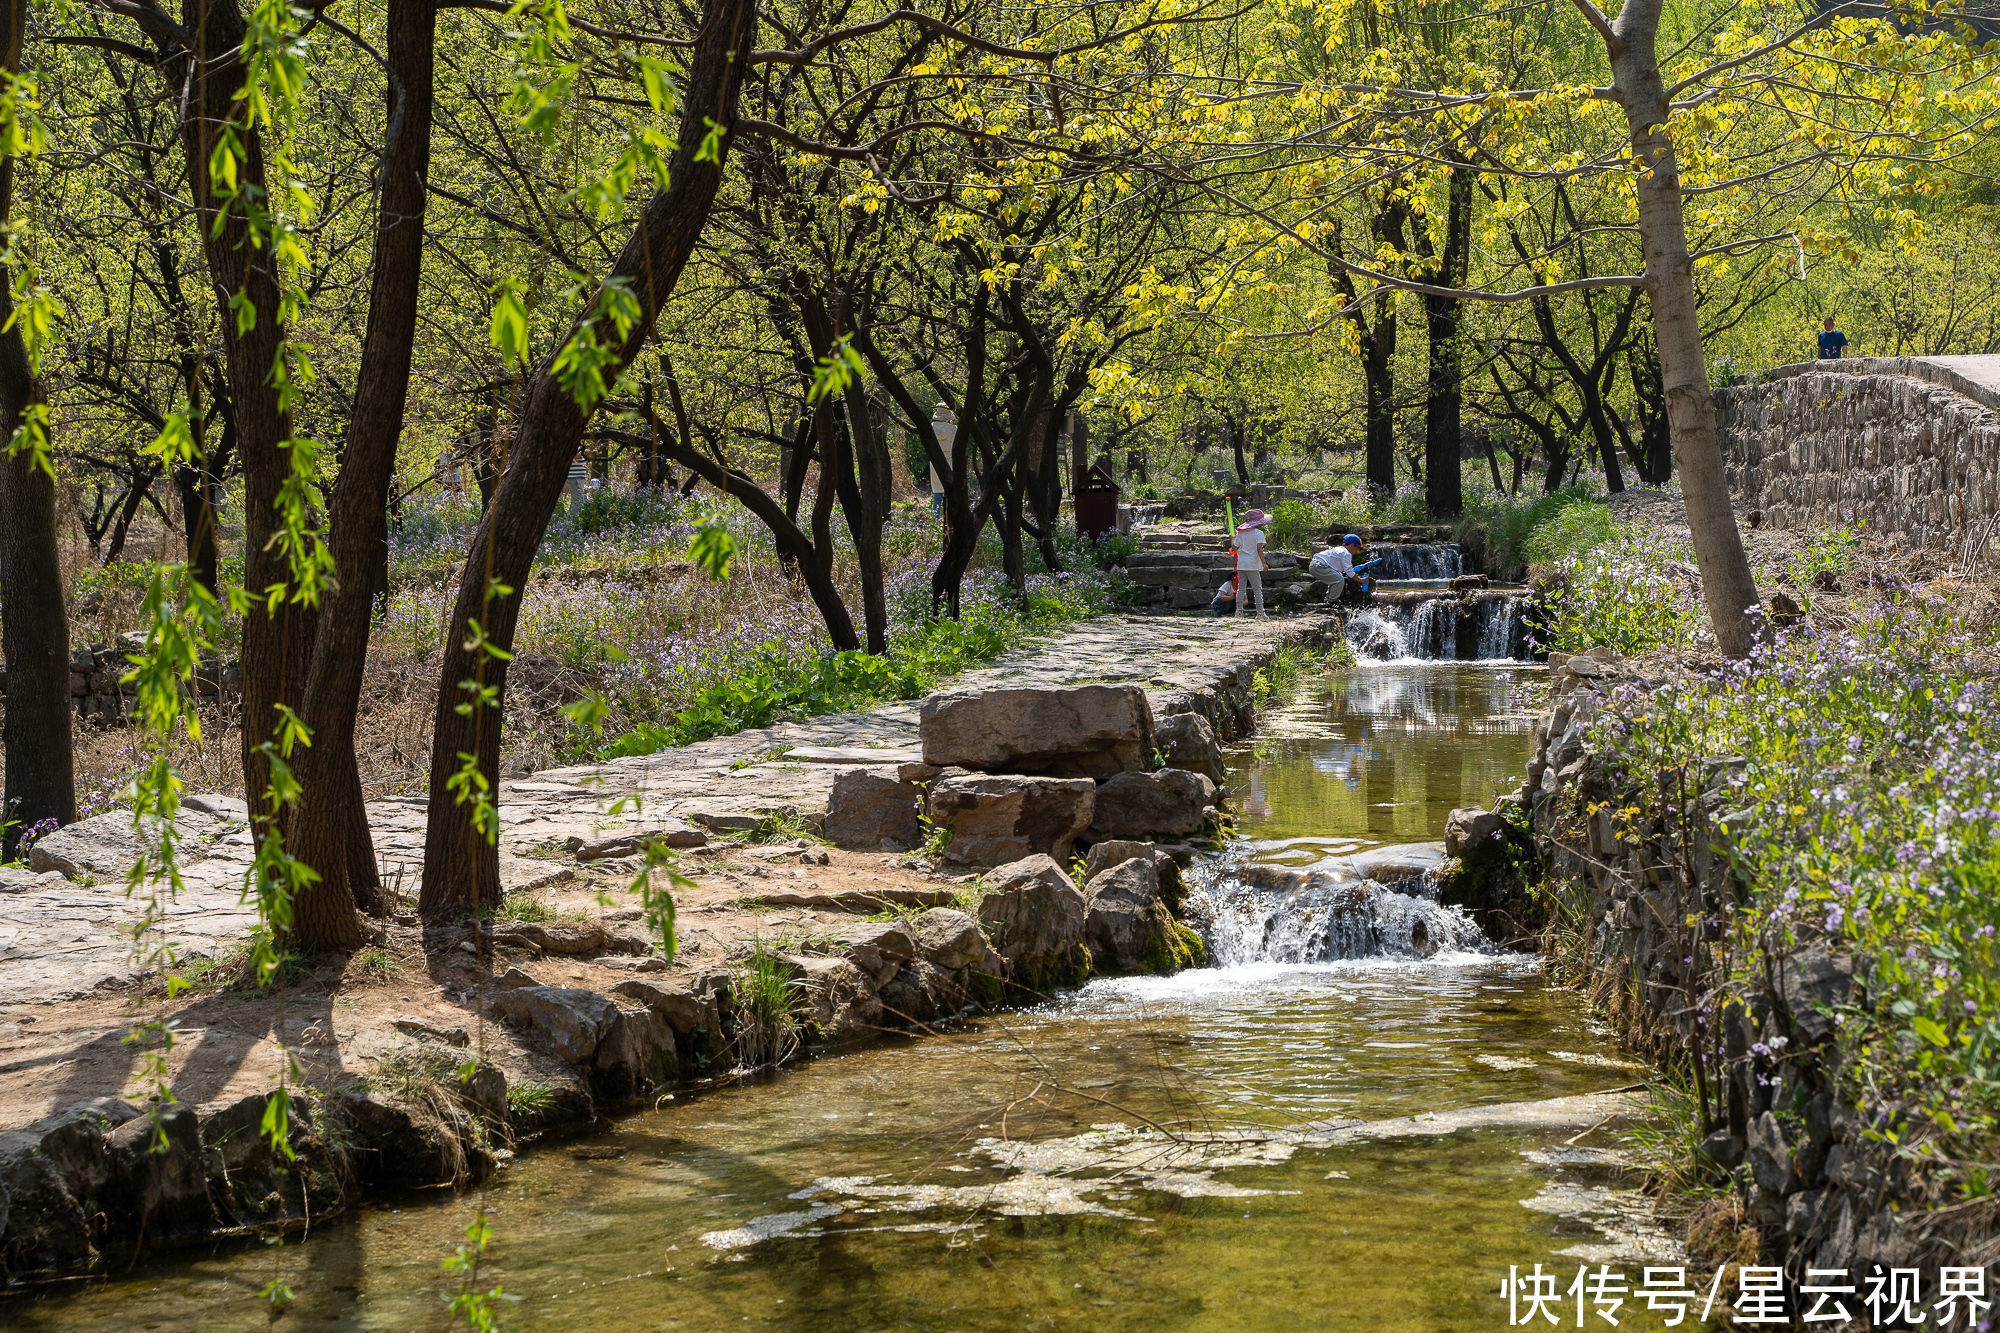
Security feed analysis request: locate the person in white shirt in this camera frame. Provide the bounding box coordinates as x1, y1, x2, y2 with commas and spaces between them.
1232, 509, 1271, 617
1308, 534, 1370, 605
1209, 574, 1239, 616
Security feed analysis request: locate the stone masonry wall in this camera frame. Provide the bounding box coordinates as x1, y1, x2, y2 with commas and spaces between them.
1716, 357, 2000, 548
1504, 652, 1989, 1282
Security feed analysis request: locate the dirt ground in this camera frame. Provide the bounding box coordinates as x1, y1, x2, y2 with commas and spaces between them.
0, 839, 970, 1131
1606, 489, 2000, 657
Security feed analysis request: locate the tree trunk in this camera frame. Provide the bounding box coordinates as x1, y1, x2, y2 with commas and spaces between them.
170, 0, 315, 826
0, 0, 74, 856
284, 0, 438, 939
1607, 0, 1759, 657
1362, 324, 1397, 497
419, 0, 758, 920
1422, 164, 1472, 519
104, 464, 158, 565
834, 381, 891, 654
171, 455, 222, 593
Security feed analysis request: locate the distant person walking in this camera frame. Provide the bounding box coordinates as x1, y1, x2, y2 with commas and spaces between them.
1232, 509, 1271, 618
1817, 317, 1849, 360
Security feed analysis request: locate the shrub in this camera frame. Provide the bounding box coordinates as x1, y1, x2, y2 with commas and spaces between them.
1522, 501, 1619, 566
1538, 547, 1702, 657
1458, 482, 1607, 578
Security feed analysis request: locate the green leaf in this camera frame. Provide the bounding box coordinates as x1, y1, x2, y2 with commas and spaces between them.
690, 525, 735, 580
1913, 1014, 1949, 1048
489, 281, 530, 367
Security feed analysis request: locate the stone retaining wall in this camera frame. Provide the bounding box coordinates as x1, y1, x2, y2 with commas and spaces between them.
0, 639, 239, 725
1470, 654, 1985, 1281
1716, 357, 2000, 548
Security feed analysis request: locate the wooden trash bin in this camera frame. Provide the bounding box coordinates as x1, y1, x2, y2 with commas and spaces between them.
1074, 462, 1122, 538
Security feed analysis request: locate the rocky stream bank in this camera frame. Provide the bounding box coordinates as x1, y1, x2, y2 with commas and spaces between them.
0, 616, 1333, 1285
1439, 649, 1992, 1284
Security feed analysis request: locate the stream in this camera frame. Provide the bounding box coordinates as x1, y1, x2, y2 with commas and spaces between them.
11, 660, 1698, 1332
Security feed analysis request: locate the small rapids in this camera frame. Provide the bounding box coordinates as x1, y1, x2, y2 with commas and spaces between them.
1189, 857, 1492, 966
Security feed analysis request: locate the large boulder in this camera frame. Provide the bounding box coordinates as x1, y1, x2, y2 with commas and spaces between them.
1153, 712, 1227, 786
823, 768, 924, 850
927, 773, 1095, 865
912, 908, 1005, 977
489, 985, 675, 1097
29, 811, 224, 881
780, 954, 881, 1044
827, 919, 917, 987
1443, 806, 1506, 862
1082, 857, 1203, 974
975, 855, 1091, 990
1083, 839, 1186, 913
1088, 768, 1216, 840
612, 975, 730, 1072
920, 684, 1154, 780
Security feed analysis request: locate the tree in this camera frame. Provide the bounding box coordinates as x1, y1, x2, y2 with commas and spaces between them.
418, 0, 760, 920
1203, 0, 2000, 654
0, 0, 75, 856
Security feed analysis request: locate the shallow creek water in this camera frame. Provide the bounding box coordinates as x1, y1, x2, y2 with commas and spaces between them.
14, 664, 1702, 1332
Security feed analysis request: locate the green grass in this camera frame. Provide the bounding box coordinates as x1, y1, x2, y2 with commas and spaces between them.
732, 940, 802, 1068
598, 572, 1124, 759
507, 1080, 558, 1116
1456, 483, 1607, 579
1251, 640, 1353, 706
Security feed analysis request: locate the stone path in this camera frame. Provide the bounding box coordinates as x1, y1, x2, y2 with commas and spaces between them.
0, 613, 1315, 1007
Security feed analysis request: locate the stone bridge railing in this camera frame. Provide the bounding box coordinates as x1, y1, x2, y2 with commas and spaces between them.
1716, 355, 2000, 552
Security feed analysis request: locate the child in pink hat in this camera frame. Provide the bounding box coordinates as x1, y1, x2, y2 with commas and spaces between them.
1232, 509, 1271, 617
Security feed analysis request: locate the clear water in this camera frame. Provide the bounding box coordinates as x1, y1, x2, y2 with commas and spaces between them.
1230, 662, 1544, 863
9, 665, 1701, 1332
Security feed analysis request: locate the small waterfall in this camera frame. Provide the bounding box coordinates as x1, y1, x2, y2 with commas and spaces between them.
1372, 544, 1463, 580
1346, 593, 1532, 662
1190, 861, 1491, 965
1474, 595, 1527, 660
1407, 599, 1456, 659
1344, 608, 1409, 660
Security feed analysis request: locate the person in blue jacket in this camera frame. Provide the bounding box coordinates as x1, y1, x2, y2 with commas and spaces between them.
1817, 317, 1848, 360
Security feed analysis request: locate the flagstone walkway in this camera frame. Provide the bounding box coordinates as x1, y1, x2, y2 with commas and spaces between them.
0, 612, 1320, 1007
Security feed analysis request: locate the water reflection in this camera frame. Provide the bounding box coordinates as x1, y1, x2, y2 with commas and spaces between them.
1230, 663, 1545, 860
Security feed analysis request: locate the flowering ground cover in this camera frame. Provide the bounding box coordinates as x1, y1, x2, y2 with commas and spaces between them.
379, 490, 1136, 769
1598, 593, 2000, 1197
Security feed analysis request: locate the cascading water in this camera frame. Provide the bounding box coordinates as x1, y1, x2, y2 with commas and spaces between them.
1343, 608, 1409, 660
1406, 598, 1456, 658
1371, 543, 1463, 580
1476, 594, 1528, 660
1345, 592, 1533, 662
1189, 859, 1493, 966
